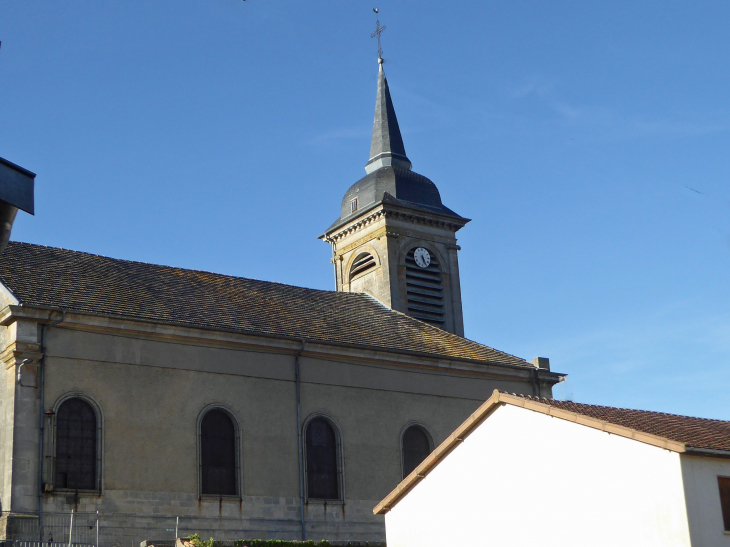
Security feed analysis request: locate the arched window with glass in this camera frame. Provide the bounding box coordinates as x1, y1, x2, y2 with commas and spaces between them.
305, 417, 342, 500
402, 424, 432, 479
54, 397, 98, 490
200, 408, 238, 496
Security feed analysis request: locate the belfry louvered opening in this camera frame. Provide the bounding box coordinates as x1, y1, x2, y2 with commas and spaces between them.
350, 252, 377, 280
405, 248, 445, 325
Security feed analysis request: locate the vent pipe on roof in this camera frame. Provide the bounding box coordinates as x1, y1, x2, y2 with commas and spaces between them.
0, 157, 35, 254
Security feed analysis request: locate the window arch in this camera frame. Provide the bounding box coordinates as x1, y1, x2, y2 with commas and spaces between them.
54, 397, 98, 490
402, 424, 433, 479
199, 408, 238, 497
349, 252, 377, 281
304, 416, 342, 501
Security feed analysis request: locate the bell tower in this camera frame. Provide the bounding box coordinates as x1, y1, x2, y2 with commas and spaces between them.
320, 59, 469, 336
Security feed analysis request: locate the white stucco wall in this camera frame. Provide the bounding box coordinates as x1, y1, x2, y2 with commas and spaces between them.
384, 404, 692, 547
680, 454, 730, 546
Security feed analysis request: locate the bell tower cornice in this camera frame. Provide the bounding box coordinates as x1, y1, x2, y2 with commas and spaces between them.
322, 201, 470, 245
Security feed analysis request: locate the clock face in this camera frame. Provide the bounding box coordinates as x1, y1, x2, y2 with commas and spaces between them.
413, 247, 431, 268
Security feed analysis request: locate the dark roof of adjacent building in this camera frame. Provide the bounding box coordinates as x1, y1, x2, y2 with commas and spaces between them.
0, 242, 532, 367
375, 390, 730, 514
0, 157, 35, 215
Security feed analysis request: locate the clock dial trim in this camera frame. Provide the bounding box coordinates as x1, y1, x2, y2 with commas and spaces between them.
413, 247, 431, 268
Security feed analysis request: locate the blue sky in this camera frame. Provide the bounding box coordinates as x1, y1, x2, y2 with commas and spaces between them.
2, 1, 729, 418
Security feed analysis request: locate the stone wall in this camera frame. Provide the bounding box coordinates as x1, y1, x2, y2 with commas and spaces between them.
0, 308, 546, 545
5, 493, 385, 546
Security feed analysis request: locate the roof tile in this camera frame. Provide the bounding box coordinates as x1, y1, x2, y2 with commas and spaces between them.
509, 393, 730, 452
0, 242, 530, 367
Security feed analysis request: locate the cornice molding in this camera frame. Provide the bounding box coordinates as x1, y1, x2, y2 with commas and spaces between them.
327, 205, 468, 243
0, 305, 560, 383
1, 341, 42, 369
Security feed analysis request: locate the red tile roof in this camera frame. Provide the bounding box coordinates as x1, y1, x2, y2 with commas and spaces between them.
521, 394, 730, 452
375, 390, 730, 515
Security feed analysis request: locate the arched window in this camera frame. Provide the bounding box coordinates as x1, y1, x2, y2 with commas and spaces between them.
200, 409, 237, 496
305, 417, 340, 500
402, 425, 432, 479
55, 398, 97, 490
349, 252, 377, 281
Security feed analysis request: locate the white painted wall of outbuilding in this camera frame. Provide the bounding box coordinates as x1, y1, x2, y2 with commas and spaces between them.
681, 454, 730, 546
384, 404, 695, 547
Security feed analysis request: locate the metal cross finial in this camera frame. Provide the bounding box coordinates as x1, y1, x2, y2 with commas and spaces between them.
371, 8, 386, 61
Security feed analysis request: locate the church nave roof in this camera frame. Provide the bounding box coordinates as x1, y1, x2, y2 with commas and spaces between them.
0, 241, 530, 368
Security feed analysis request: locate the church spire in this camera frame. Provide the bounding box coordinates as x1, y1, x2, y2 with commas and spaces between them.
364, 60, 412, 174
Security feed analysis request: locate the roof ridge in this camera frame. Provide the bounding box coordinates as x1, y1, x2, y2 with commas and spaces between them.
500, 391, 730, 423
6, 241, 364, 298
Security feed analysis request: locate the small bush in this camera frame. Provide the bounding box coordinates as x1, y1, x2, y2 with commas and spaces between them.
183, 537, 377, 547
234, 541, 331, 547
185, 534, 215, 547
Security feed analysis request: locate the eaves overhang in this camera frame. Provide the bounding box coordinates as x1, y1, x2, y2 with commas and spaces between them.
0, 304, 564, 382
683, 447, 730, 459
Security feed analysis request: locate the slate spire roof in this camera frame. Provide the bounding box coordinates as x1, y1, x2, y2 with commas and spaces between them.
0, 242, 536, 368
365, 60, 412, 174
323, 62, 467, 235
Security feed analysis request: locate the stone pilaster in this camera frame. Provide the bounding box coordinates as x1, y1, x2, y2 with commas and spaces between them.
0, 318, 42, 519
446, 243, 465, 337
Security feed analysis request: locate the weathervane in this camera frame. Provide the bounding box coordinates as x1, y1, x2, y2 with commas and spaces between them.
371, 8, 386, 62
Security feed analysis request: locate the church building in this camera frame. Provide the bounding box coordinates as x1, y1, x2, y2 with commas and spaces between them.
0, 58, 562, 546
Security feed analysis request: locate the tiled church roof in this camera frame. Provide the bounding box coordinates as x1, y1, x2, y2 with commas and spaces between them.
0, 242, 531, 367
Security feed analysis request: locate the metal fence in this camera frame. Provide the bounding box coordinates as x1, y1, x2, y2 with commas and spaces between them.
2, 512, 381, 547
44, 512, 98, 546
1, 542, 94, 547
2, 511, 98, 547
3, 512, 194, 547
